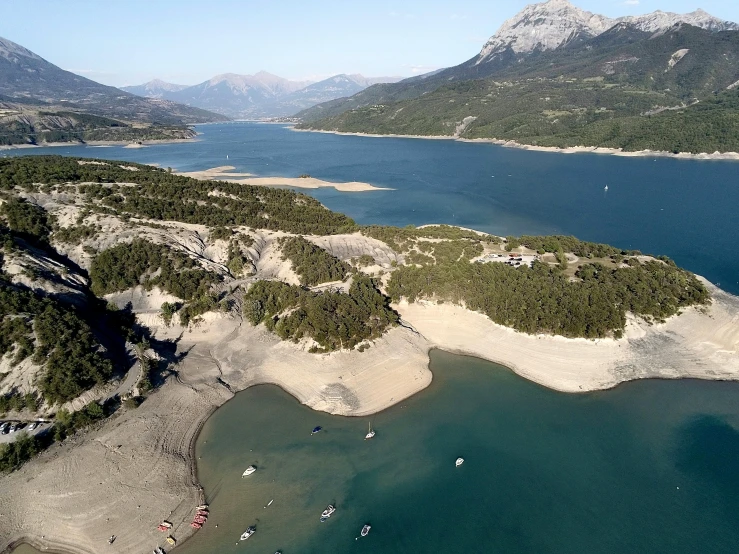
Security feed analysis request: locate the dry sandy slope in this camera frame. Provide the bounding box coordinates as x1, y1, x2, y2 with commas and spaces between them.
396, 279, 739, 393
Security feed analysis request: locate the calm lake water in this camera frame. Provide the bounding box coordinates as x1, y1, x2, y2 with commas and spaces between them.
4, 122, 739, 294
175, 350, 739, 554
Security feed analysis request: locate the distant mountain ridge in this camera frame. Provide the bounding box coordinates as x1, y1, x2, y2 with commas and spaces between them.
122, 72, 402, 119
0, 36, 226, 125
297, 0, 739, 124
297, 0, 739, 155
121, 79, 188, 98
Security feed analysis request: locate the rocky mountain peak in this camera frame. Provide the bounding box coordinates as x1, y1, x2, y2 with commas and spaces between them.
475, 0, 612, 64
475, 1, 738, 64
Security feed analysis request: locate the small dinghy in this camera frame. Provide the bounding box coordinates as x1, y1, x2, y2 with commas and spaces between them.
361, 524, 371, 537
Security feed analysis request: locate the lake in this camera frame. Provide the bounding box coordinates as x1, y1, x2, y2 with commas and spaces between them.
5, 123, 739, 554
4, 122, 739, 294
176, 350, 739, 554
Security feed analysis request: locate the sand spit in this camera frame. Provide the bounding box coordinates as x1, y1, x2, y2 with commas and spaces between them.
1, 266, 737, 554
178, 165, 392, 192
293, 128, 739, 161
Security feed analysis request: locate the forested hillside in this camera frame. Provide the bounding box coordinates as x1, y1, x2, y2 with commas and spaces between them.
298, 25, 739, 153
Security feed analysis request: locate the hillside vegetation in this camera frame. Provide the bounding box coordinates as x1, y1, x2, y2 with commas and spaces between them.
299, 25, 739, 153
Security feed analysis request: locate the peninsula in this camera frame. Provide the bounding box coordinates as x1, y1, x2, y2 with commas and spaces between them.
0, 156, 737, 554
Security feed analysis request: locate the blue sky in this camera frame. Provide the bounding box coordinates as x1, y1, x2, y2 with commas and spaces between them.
2, 0, 737, 86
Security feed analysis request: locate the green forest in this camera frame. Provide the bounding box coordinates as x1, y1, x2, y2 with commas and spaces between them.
243, 275, 398, 352
280, 236, 350, 286
0, 156, 356, 235
387, 258, 708, 339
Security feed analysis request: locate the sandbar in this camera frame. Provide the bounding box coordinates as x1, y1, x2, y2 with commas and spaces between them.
178, 165, 391, 192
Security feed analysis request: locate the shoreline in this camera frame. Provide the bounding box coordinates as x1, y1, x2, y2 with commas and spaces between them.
292, 127, 739, 161
0, 138, 199, 151
1, 251, 737, 554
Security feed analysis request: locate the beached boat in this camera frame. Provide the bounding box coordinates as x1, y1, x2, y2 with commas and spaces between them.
311, 426, 322, 434
108, 535, 115, 544
240, 526, 256, 540
242, 465, 257, 477
365, 422, 375, 440
361, 524, 371, 537
320, 504, 336, 522
455, 457, 464, 467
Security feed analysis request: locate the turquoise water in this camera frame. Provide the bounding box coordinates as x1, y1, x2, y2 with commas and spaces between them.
4, 122, 739, 294
176, 351, 739, 554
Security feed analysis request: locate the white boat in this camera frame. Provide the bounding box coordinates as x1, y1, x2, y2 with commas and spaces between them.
240, 526, 256, 540
455, 457, 464, 467
320, 504, 336, 522
242, 465, 256, 477
604, 185, 609, 191
365, 422, 375, 440
361, 524, 371, 537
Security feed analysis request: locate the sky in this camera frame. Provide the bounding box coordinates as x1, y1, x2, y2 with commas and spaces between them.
2, 0, 738, 87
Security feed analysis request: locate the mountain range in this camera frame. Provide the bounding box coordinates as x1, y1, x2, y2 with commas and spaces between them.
0, 36, 224, 126
122, 73, 402, 119
0, 35, 227, 146
297, 0, 739, 154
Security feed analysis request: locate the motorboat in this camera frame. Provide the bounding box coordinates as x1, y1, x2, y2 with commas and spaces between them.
240, 525, 256, 540
242, 465, 257, 477
311, 426, 322, 434
320, 504, 336, 522
455, 457, 464, 467
365, 422, 375, 440
108, 535, 116, 544
361, 524, 371, 537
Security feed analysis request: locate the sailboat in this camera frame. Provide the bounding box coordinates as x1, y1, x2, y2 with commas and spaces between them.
365, 422, 375, 440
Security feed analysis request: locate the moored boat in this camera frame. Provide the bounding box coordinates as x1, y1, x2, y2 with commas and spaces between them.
240, 525, 256, 540
365, 422, 375, 440
361, 524, 371, 537
311, 426, 322, 434
242, 465, 257, 477
320, 504, 336, 522
455, 457, 464, 467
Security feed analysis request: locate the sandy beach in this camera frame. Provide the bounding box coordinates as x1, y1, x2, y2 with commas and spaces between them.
1, 220, 738, 554
178, 165, 392, 192
292, 127, 739, 161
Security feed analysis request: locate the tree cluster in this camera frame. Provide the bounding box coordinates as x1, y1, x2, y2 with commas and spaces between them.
387, 258, 708, 339
243, 275, 398, 352
280, 236, 350, 286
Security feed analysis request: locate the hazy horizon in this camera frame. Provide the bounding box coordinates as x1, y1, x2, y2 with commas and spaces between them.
2, 0, 738, 88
